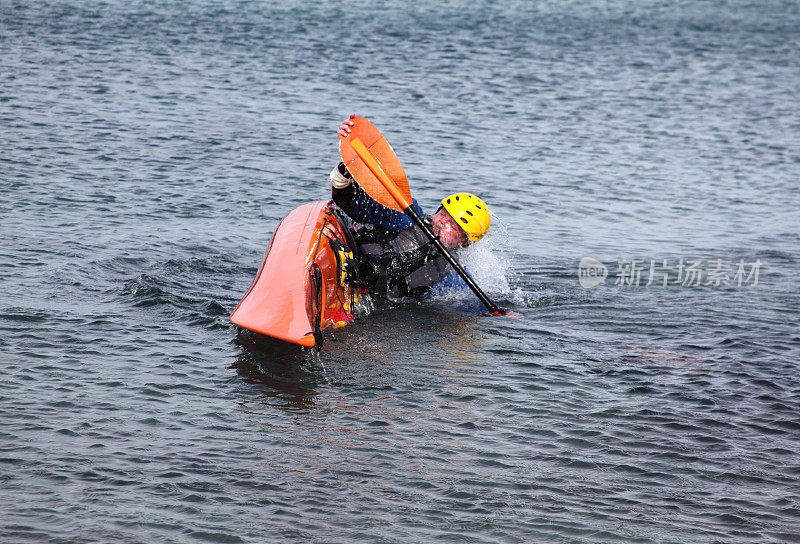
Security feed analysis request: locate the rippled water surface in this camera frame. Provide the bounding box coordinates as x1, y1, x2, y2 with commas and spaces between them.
2, 1, 799, 542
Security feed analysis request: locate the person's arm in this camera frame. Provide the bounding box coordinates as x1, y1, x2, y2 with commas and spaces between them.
330, 161, 422, 232
330, 162, 356, 215
331, 114, 423, 231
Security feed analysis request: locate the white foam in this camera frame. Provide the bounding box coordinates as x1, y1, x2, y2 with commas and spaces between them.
428, 213, 531, 306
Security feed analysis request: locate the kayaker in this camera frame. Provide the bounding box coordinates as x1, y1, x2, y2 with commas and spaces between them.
330, 115, 492, 300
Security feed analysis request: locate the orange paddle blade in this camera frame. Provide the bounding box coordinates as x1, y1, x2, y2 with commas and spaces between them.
350, 138, 412, 210
338, 116, 412, 212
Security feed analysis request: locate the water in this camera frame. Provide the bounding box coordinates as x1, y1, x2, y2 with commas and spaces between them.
2, 1, 799, 542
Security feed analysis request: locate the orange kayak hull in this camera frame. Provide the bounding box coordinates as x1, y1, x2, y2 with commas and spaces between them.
230, 201, 357, 348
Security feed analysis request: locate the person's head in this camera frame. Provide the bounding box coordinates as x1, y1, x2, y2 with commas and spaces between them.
431, 193, 491, 249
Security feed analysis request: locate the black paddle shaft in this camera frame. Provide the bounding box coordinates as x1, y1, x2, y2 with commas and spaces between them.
403, 205, 506, 316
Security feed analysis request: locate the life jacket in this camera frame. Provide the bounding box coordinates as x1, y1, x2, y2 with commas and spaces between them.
353, 221, 455, 300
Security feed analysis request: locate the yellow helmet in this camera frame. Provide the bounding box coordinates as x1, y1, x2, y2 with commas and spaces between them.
441, 193, 491, 242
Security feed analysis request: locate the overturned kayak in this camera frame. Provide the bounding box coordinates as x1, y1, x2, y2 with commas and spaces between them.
230, 200, 360, 348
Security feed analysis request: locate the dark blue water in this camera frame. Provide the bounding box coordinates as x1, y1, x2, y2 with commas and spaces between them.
2, 1, 799, 542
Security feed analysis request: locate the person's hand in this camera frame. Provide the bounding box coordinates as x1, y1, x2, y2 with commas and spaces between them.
337, 114, 355, 138
330, 162, 353, 189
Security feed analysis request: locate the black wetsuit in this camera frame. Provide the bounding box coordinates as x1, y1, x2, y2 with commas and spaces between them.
332, 181, 457, 300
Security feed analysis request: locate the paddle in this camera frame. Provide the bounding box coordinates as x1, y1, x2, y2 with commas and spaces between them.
349, 137, 508, 316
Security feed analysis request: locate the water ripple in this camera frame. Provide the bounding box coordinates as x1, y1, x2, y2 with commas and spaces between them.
2, 0, 799, 542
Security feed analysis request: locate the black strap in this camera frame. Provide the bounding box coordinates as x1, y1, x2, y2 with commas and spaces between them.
310, 267, 324, 349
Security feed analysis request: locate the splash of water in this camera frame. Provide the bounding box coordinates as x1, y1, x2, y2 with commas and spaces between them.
427, 213, 531, 306
459, 231, 512, 294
